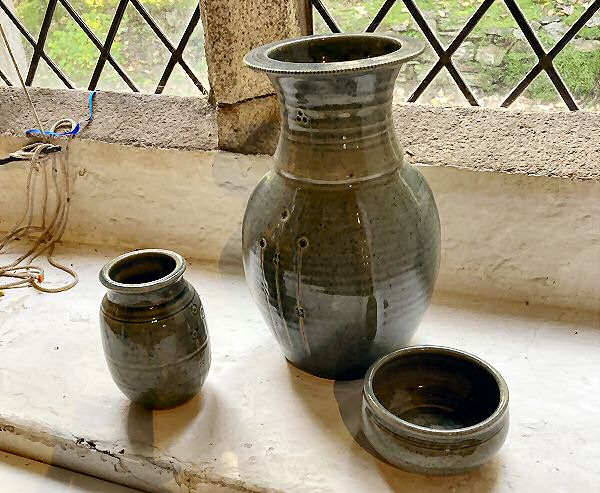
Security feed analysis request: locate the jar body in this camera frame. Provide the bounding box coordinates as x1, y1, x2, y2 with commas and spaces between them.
100, 271, 210, 409
362, 402, 510, 475
243, 164, 439, 379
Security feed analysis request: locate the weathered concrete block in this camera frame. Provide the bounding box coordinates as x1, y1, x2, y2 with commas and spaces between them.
394, 104, 600, 180
199, 0, 307, 105
0, 87, 218, 151
217, 95, 279, 154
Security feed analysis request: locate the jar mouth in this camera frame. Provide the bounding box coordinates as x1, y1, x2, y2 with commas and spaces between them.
100, 249, 186, 294
245, 33, 424, 75
269, 35, 402, 63
363, 346, 509, 437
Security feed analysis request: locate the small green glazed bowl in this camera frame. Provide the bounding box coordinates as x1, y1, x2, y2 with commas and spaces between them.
362, 346, 509, 475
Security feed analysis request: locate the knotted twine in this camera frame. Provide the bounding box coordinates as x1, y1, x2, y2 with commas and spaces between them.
0, 22, 95, 293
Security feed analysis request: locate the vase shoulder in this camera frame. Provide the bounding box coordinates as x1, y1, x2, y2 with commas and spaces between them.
101, 278, 196, 323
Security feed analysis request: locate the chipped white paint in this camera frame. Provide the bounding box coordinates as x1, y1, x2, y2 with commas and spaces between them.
420, 164, 600, 312
0, 247, 598, 493
0, 136, 269, 267
0, 137, 598, 311
0, 451, 139, 493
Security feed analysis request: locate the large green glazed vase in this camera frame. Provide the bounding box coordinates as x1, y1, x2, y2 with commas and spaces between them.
242, 34, 440, 379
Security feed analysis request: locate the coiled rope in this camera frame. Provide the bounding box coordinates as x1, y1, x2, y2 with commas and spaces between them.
0, 22, 91, 293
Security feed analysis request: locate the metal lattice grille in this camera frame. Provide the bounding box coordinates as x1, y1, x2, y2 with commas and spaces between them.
0, 0, 207, 95
310, 0, 600, 110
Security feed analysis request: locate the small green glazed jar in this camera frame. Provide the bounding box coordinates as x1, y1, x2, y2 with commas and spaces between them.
99, 249, 210, 410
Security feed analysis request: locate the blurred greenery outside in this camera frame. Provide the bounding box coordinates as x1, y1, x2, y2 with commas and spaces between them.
315, 0, 600, 111
2, 0, 599, 110
11, 0, 209, 95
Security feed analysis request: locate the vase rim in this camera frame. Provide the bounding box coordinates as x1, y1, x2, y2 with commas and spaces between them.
244, 33, 424, 75
99, 249, 186, 294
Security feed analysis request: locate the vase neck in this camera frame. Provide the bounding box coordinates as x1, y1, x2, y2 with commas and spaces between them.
270, 67, 403, 183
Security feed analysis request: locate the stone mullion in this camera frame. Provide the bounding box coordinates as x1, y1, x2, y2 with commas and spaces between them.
198, 0, 308, 153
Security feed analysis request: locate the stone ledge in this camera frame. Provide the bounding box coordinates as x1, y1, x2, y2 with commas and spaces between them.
0, 248, 598, 493
0, 451, 140, 493
396, 104, 600, 181
0, 87, 218, 151
1, 87, 599, 180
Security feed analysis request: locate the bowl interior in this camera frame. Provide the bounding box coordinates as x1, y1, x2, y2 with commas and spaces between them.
268, 36, 402, 64
109, 251, 177, 285
372, 351, 500, 430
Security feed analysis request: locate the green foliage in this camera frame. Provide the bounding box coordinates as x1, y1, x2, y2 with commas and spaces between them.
578, 26, 600, 40
45, 12, 117, 86
11, 0, 598, 104
485, 42, 600, 103
500, 50, 558, 101
499, 51, 536, 88
554, 47, 600, 99
14, 0, 203, 92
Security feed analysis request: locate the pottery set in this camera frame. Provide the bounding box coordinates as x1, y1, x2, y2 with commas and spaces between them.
97, 33, 509, 476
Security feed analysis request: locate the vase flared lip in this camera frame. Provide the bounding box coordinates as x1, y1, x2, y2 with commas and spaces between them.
99, 249, 186, 294
244, 33, 424, 75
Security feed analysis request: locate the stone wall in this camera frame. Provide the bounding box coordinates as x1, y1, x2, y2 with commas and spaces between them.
0, 134, 598, 311
1, 87, 598, 179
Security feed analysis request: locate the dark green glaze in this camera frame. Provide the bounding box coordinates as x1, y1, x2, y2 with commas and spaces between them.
362, 346, 510, 475
99, 250, 210, 410
242, 34, 440, 379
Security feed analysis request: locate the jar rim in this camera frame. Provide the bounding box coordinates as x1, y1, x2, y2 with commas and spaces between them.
99, 249, 186, 294
244, 33, 424, 75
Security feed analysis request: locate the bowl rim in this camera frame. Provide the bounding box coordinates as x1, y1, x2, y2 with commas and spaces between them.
363, 345, 510, 437
244, 33, 424, 75
99, 249, 186, 294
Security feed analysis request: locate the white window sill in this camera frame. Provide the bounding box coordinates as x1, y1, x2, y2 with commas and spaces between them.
0, 246, 598, 492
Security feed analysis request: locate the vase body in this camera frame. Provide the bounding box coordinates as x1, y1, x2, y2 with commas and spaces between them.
99, 249, 210, 409
242, 34, 440, 379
